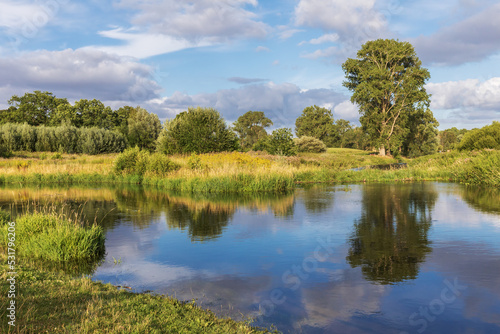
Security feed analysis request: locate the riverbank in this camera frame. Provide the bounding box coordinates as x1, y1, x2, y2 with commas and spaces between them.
0, 149, 498, 191
0, 211, 275, 333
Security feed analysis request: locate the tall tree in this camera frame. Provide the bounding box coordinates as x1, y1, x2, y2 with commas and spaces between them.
73, 99, 116, 130
7, 91, 69, 126
295, 105, 339, 147
127, 107, 162, 151
233, 111, 273, 150
342, 39, 435, 156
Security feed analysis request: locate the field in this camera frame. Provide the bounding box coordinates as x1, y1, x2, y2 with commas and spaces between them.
0, 148, 498, 191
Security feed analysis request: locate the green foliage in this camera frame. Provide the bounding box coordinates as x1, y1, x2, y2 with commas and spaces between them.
342, 39, 436, 156
233, 111, 273, 150
72, 99, 117, 129
113, 147, 179, 176
294, 136, 327, 153
268, 128, 297, 156
0, 123, 126, 154
187, 153, 205, 170
439, 127, 468, 151
78, 127, 127, 155
457, 121, 500, 151
295, 105, 339, 147
6, 91, 69, 126
127, 107, 162, 151
156, 107, 238, 154
0, 212, 105, 262
0, 209, 11, 225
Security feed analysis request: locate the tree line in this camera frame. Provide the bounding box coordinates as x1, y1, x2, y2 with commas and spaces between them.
1, 39, 498, 157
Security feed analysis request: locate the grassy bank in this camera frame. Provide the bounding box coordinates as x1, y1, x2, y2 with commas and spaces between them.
0, 149, 498, 191
0, 210, 275, 333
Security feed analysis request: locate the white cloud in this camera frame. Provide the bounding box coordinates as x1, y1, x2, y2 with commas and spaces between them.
412, 3, 500, 65
0, 49, 161, 108
116, 0, 268, 43
87, 28, 211, 59
299, 33, 339, 46
301, 46, 339, 60
295, 0, 388, 41
427, 78, 500, 110
155, 82, 354, 126
255, 46, 270, 52
426, 78, 500, 127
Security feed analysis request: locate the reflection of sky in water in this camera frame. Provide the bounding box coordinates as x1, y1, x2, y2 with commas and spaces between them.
32, 183, 499, 333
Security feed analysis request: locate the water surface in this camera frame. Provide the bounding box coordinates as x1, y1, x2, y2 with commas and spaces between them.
1, 183, 499, 333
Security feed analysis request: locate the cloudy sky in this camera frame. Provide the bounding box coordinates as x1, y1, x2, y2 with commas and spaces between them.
0, 0, 499, 129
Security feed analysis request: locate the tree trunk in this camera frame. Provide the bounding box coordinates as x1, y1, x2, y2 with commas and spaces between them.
379, 145, 386, 156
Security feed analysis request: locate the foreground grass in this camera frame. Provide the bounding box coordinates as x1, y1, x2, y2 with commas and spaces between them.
0, 149, 498, 191
0, 258, 273, 333
0, 210, 275, 333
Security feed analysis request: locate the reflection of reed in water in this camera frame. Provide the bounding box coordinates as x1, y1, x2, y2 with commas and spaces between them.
347, 183, 437, 284
0, 186, 296, 241
459, 186, 500, 214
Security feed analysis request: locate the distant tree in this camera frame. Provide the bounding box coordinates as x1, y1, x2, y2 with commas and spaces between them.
6, 91, 69, 126
402, 108, 439, 157
156, 107, 238, 154
342, 39, 436, 156
457, 121, 500, 151
127, 107, 162, 151
335, 119, 353, 148
73, 99, 116, 130
233, 111, 273, 150
268, 128, 296, 156
295, 105, 338, 147
114, 106, 136, 137
439, 127, 469, 151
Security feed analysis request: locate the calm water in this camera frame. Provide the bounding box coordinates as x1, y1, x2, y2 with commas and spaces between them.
1, 183, 500, 333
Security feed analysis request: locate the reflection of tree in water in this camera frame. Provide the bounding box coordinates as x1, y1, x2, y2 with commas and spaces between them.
299, 185, 334, 214
460, 186, 500, 214
164, 200, 234, 242
347, 183, 437, 284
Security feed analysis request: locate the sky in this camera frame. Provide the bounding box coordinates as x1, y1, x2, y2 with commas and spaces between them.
0, 0, 499, 130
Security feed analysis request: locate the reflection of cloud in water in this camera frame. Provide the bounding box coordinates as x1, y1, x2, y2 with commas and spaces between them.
423, 241, 500, 327
296, 269, 389, 332
159, 275, 273, 319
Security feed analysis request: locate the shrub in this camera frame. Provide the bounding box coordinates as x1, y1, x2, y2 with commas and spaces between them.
268, 128, 297, 156
114, 147, 179, 176
294, 136, 327, 153
147, 153, 180, 176
156, 107, 238, 154
457, 121, 500, 151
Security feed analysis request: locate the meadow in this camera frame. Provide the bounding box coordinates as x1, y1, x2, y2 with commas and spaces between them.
0, 148, 498, 191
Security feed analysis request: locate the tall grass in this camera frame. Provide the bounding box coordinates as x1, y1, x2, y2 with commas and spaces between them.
0, 210, 105, 263
1, 149, 498, 191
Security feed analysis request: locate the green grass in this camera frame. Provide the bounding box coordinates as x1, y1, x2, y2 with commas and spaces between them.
0, 255, 275, 333
0, 210, 105, 264
1, 149, 498, 191
0, 210, 277, 333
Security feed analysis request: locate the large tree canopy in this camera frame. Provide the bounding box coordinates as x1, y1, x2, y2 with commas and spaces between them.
157, 107, 238, 154
295, 105, 339, 147
3, 91, 69, 126
232, 111, 273, 150
342, 39, 437, 156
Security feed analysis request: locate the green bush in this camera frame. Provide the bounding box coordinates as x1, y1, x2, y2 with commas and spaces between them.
0, 209, 11, 225
457, 121, 500, 151
294, 136, 327, 153
268, 128, 297, 156
0, 123, 126, 155
156, 107, 238, 154
114, 147, 179, 176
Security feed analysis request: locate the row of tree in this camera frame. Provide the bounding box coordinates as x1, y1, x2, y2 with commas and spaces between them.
0, 91, 161, 151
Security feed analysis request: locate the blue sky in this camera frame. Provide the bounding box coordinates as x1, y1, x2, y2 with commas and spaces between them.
1, 0, 499, 130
